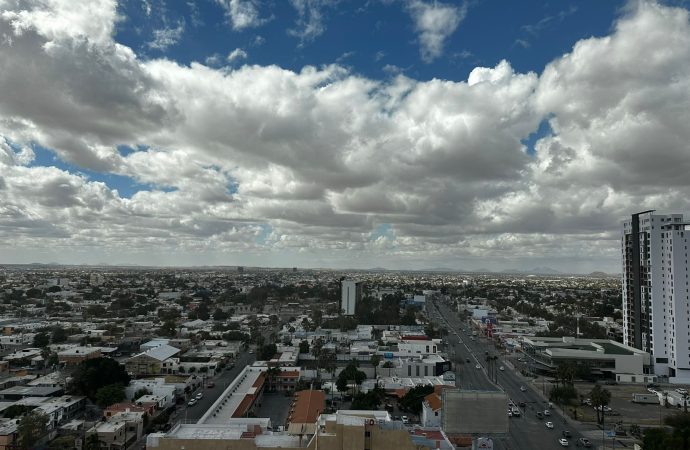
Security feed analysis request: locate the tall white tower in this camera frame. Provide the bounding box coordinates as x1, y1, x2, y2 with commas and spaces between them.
341, 280, 362, 316
622, 211, 690, 382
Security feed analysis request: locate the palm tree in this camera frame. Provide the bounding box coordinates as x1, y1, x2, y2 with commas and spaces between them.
370, 354, 382, 378
311, 338, 324, 380
590, 385, 611, 424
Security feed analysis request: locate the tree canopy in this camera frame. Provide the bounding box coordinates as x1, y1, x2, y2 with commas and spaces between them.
69, 358, 131, 400
399, 385, 435, 414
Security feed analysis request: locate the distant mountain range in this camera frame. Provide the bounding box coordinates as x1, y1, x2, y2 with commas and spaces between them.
370, 266, 618, 277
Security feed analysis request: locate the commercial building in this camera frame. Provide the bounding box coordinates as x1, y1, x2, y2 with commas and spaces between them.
341, 280, 362, 316
147, 410, 454, 450
622, 211, 690, 382
520, 336, 654, 383
125, 344, 180, 376
57, 346, 101, 365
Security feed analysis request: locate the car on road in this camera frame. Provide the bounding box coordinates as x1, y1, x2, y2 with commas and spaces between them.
188, 399, 196, 407
475, 364, 481, 369
536, 412, 544, 419
507, 409, 513, 417
518, 401, 526, 407
206, 382, 215, 388
576, 437, 592, 447
401, 416, 409, 424
466, 358, 471, 363
562, 430, 572, 438
545, 421, 554, 429
543, 410, 551, 416
676, 388, 688, 395
196, 392, 203, 399
499, 366, 504, 371
518, 357, 526, 362
520, 386, 527, 392
558, 438, 570, 447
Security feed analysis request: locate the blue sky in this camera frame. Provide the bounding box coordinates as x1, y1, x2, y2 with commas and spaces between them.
2, 0, 690, 271
116, 1, 623, 79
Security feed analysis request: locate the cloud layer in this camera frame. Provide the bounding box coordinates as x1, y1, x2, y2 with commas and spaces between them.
1, 0, 690, 271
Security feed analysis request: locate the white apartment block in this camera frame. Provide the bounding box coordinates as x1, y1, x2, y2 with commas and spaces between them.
622, 211, 690, 382
341, 280, 361, 316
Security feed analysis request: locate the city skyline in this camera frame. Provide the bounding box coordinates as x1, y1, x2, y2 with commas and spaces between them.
2, 0, 690, 272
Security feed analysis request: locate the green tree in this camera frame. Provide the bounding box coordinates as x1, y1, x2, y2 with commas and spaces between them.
69, 358, 131, 400
400, 385, 435, 414
158, 319, 178, 337
666, 412, 690, 450
2, 405, 35, 419
83, 433, 101, 450
643, 428, 673, 450
33, 332, 50, 348
213, 308, 228, 321
336, 362, 366, 393
589, 385, 611, 425
132, 388, 152, 402
95, 383, 126, 408
299, 340, 310, 354
351, 387, 385, 410
51, 326, 68, 343
17, 411, 49, 450
259, 343, 277, 360
370, 354, 382, 378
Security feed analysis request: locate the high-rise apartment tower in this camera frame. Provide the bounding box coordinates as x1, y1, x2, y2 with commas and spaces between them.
341, 280, 362, 316
622, 211, 690, 382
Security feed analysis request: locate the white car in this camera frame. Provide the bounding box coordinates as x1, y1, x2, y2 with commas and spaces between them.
196, 392, 203, 399
545, 421, 554, 429
677, 388, 688, 395
475, 364, 481, 369
520, 386, 527, 392
558, 438, 569, 447
187, 399, 196, 407
401, 416, 409, 424
499, 366, 505, 371
507, 409, 513, 417
544, 410, 551, 416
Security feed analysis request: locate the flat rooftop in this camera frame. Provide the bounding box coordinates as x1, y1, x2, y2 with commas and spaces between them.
198, 368, 264, 425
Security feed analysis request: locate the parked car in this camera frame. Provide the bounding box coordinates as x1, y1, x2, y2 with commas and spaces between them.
518, 401, 526, 407
475, 364, 481, 369
537, 412, 544, 419
466, 358, 471, 363
499, 366, 505, 371
544, 410, 551, 416
562, 430, 572, 438
188, 399, 196, 407
401, 416, 409, 424
558, 438, 570, 447
577, 437, 592, 447
676, 388, 688, 395
507, 410, 513, 417
545, 421, 554, 429
196, 392, 203, 399
604, 380, 618, 385
520, 386, 527, 392
206, 382, 215, 388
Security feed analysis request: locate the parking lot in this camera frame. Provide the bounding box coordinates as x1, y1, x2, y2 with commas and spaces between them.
567, 382, 683, 427
256, 392, 293, 429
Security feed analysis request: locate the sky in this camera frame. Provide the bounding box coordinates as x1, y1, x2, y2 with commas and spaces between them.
1, 0, 690, 273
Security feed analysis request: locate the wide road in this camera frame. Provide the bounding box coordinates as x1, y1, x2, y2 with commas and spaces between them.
172, 350, 256, 423
429, 299, 591, 450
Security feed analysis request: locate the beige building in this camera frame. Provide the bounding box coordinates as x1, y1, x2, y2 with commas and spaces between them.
57, 346, 101, 365
147, 411, 453, 450
125, 344, 180, 376
86, 411, 144, 449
